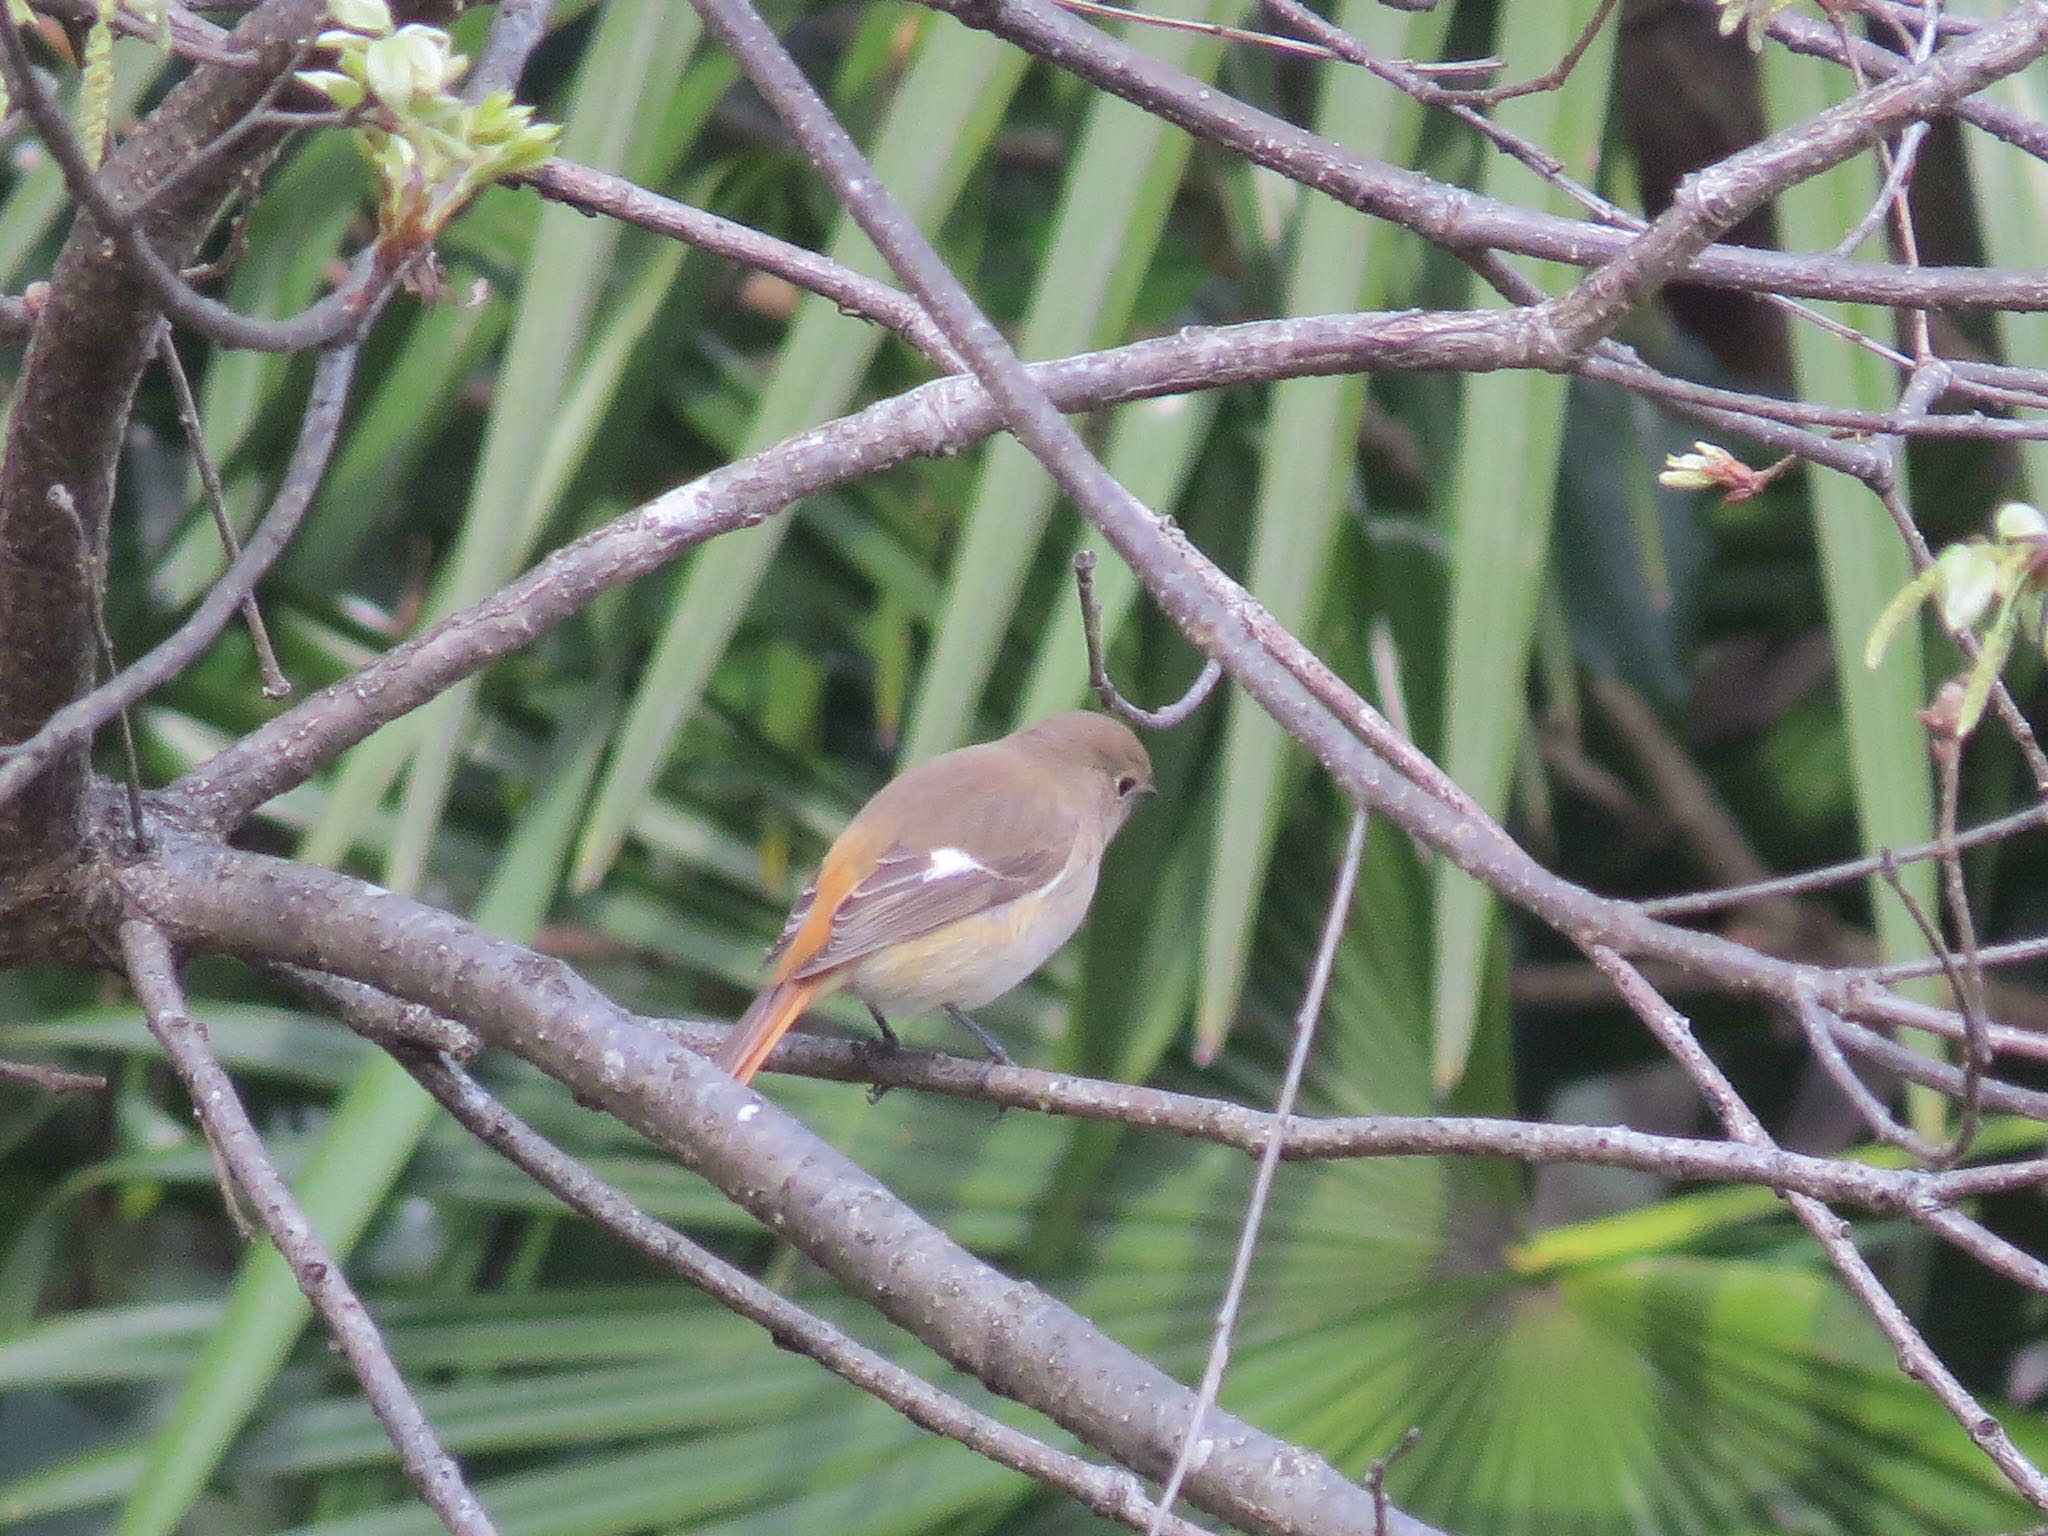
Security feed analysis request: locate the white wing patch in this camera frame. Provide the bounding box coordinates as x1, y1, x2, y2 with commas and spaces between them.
922, 846, 992, 881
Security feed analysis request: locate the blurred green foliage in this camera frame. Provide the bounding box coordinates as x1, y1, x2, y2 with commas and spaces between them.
3, 1, 2046, 1532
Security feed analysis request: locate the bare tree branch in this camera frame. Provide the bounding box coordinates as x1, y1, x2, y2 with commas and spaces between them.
633, 1005, 2048, 1187
278, 965, 1221, 1536
515, 160, 962, 368
0, 1056, 108, 1092
1586, 944, 2048, 1510
0, 15, 388, 355
1075, 550, 1221, 729
117, 919, 501, 1536
0, 0, 331, 878
124, 840, 1453, 1536
154, 326, 290, 700
5, 0, 2048, 1527
138, 302, 2027, 1086
913, 0, 2048, 312
1151, 809, 1365, 1533
1749, 0, 2048, 163
0, 338, 362, 819
1541, 5, 2048, 353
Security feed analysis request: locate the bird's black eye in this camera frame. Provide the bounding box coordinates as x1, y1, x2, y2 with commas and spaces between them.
1115, 774, 1139, 797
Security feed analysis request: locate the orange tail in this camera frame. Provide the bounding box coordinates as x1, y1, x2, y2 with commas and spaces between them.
715, 973, 829, 1084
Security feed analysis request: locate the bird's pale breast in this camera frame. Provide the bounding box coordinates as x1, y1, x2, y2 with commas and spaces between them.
844, 827, 1102, 1014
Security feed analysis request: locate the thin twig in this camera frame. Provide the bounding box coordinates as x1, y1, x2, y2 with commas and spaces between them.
45, 485, 145, 849
1876, 843, 1987, 1163
1439, 0, 1617, 106
1927, 720, 1992, 1166
1367, 1428, 1423, 1536
257, 962, 482, 1059
911, 0, 2048, 313
130, 40, 319, 221
0, 337, 363, 814
1834, 119, 1931, 257
155, 327, 290, 698
514, 159, 961, 369
1871, 364, 2048, 799
179, 187, 259, 288
1074, 550, 1220, 729
1825, 0, 1938, 360
648, 996, 2048, 1173
29, 0, 257, 65
1867, 930, 2048, 983
1789, 984, 1944, 1161
241, 963, 2045, 1220
0, 18, 388, 354
0, 1057, 108, 1092
1255, 0, 1622, 221
118, 920, 500, 1536
1828, 1012, 2048, 1123
246, 966, 2048, 1274
1053, 0, 1501, 72
1643, 803, 2048, 918
1148, 809, 1366, 1534
1368, 619, 1431, 870
1587, 944, 2048, 1510
1933, 1159, 2048, 1200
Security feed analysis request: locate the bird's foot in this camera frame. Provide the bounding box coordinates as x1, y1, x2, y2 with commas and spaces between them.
942, 1004, 1012, 1067
864, 1003, 903, 1051
944, 1004, 1012, 1121
862, 1004, 901, 1103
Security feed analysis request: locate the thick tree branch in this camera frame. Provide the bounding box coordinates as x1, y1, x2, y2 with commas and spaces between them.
169, 301, 1866, 831
0, 338, 360, 819
278, 968, 1218, 1536
143, 306, 2011, 1075
122, 839, 1450, 1536
0, 0, 327, 878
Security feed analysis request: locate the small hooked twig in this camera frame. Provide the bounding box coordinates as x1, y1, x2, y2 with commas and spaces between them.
1073, 550, 1220, 729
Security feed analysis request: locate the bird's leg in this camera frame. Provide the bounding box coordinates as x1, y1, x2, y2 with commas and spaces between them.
942, 1004, 1012, 1066
864, 1003, 902, 1051
861, 1003, 901, 1105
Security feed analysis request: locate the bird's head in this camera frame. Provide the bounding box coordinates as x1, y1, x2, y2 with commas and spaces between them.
1013, 710, 1154, 834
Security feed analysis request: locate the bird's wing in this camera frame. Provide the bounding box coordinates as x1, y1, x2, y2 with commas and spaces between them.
768, 786, 1078, 981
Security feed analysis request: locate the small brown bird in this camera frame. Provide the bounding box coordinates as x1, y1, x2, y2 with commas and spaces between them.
715, 711, 1155, 1083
